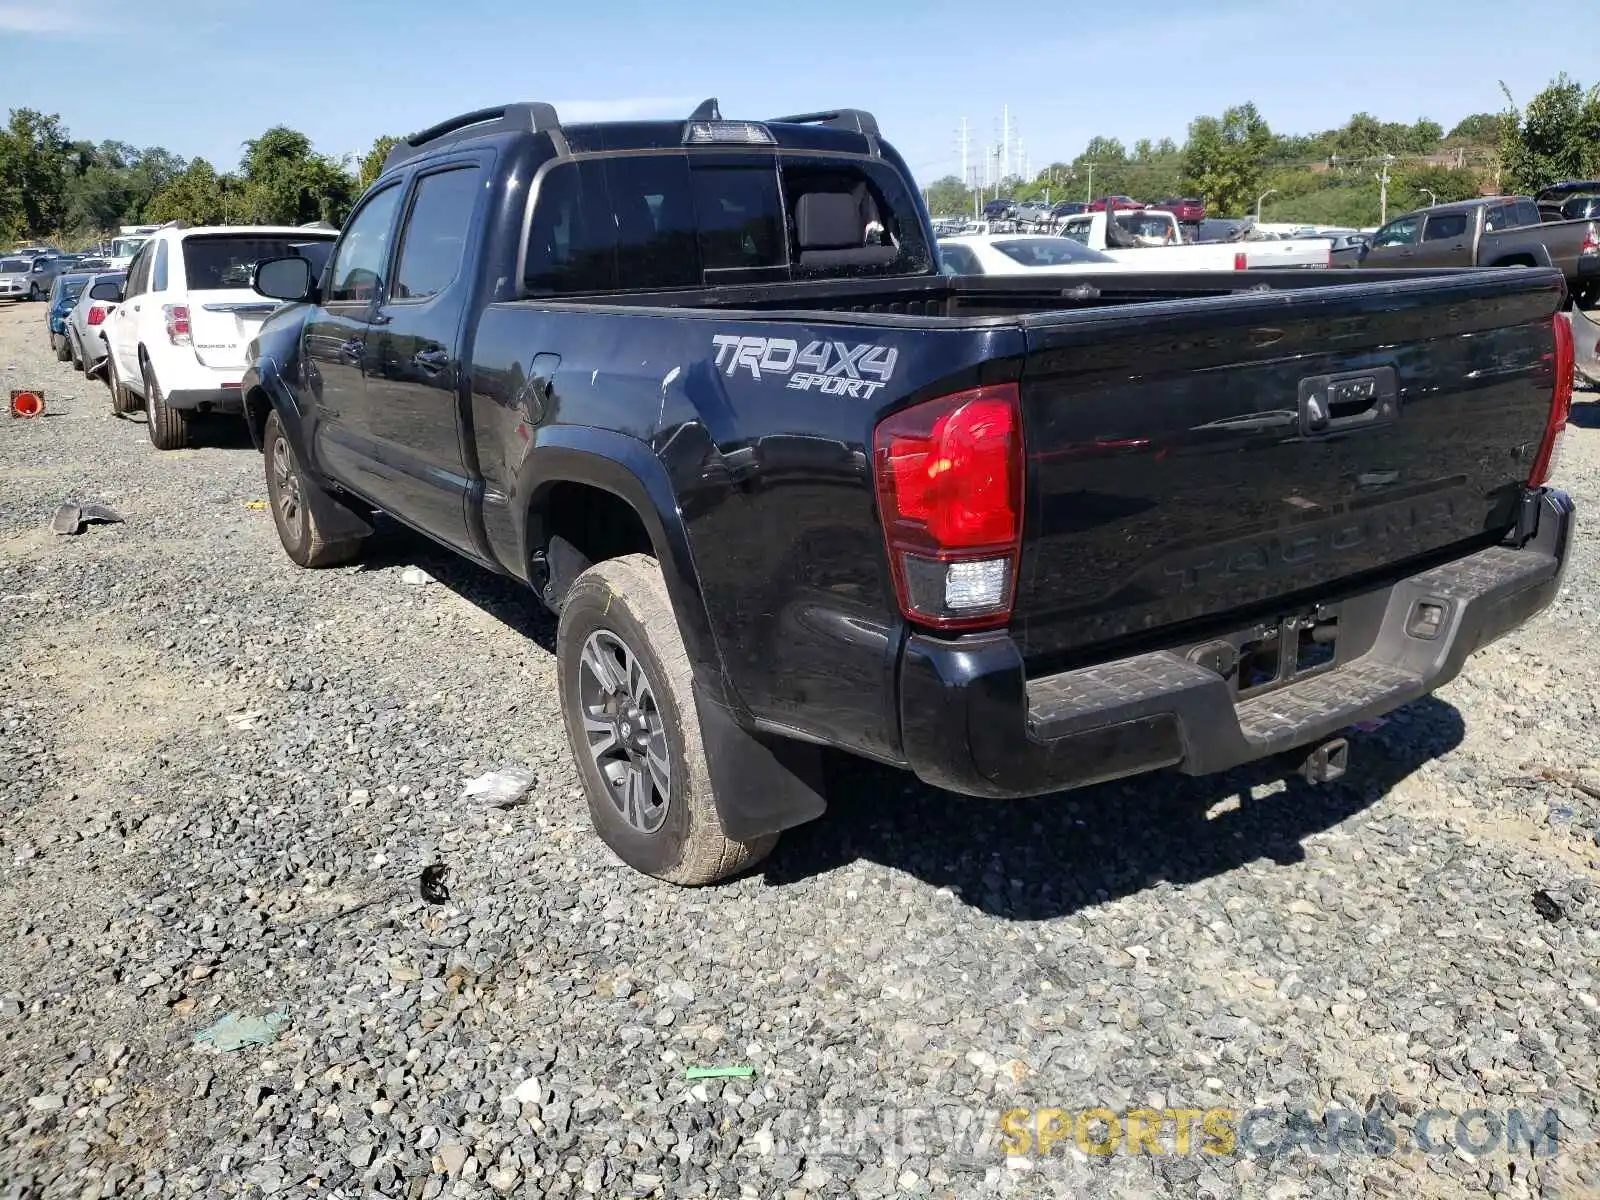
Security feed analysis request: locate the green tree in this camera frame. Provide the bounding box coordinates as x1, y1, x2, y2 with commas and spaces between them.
358, 135, 401, 190
1500, 74, 1600, 192
147, 158, 235, 225
1181, 102, 1274, 216
924, 174, 972, 216
0, 109, 72, 237
1395, 165, 1479, 207
1447, 113, 1503, 143
238, 126, 356, 224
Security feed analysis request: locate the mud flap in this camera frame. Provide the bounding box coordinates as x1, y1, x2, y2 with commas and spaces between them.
693, 684, 827, 841
265, 393, 375, 543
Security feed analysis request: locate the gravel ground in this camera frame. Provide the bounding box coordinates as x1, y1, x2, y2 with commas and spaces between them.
1, 298, 1598, 1200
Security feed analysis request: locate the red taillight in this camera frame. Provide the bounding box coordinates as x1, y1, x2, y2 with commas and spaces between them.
163, 304, 190, 346
873, 384, 1023, 631
1580, 222, 1598, 257
1233, 252, 1247, 270
86, 304, 107, 326
1529, 314, 1575, 487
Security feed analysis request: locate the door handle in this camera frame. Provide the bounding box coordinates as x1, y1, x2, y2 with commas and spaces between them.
413, 347, 450, 374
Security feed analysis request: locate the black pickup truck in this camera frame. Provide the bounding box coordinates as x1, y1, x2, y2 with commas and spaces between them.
242, 99, 1577, 885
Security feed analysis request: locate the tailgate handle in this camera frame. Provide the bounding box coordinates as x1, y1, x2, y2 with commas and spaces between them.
1299, 369, 1398, 437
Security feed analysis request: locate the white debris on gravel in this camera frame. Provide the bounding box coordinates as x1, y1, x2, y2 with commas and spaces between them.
1, 301, 1598, 1198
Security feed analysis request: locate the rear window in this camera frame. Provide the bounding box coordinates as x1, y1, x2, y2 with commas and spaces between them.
182, 235, 336, 290
61, 281, 86, 300
991, 238, 1114, 266
524, 151, 928, 295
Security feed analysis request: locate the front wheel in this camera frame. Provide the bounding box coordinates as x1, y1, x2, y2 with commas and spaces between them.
54, 334, 71, 362
27, 283, 40, 302
557, 554, 777, 885
263, 409, 365, 568
67, 331, 83, 372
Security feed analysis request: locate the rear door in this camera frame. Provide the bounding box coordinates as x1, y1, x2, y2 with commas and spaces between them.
1415, 210, 1472, 267
182, 232, 337, 374
1010, 270, 1565, 663
358, 155, 488, 549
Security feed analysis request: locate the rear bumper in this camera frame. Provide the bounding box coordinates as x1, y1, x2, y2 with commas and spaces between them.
164, 387, 243, 413
899, 488, 1574, 799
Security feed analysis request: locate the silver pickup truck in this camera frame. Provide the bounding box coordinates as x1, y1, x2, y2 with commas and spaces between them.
0, 254, 68, 302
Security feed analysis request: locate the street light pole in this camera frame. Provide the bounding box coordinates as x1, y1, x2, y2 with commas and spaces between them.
1417, 187, 1437, 206
1255, 188, 1278, 221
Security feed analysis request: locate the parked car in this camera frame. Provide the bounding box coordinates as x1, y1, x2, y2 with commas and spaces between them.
0, 254, 68, 301
67, 271, 126, 377
1012, 200, 1054, 228
71, 257, 110, 272
1323, 230, 1372, 267
1049, 200, 1087, 221
45, 271, 96, 360
1536, 181, 1600, 223
1148, 197, 1207, 225
1060, 210, 1332, 267
1359, 196, 1599, 304
100, 225, 338, 447
237, 98, 1575, 886
938, 234, 1126, 275
982, 198, 1015, 219
1087, 195, 1143, 212
1572, 305, 1600, 389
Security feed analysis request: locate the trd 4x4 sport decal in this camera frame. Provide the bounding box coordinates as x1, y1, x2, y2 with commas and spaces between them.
711, 334, 899, 399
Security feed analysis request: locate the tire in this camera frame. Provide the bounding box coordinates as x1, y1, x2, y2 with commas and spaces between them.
68, 331, 82, 372
27, 283, 40, 302
107, 353, 140, 416
143, 358, 190, 450
262, 409, 365, 568
557, 554, 778, 885
54, 333, 71, 362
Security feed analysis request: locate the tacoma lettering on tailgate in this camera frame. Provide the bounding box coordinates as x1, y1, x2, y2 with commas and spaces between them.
711, 334, 899, 399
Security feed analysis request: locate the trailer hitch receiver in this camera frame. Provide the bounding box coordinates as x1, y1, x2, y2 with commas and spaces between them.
1300, 737, 1349, 785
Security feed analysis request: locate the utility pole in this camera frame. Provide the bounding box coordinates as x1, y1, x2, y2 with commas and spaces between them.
1001, 104, 1011, 183
956, 117, 971, 190
1375, 154, 1394, 224
1083, 161, 1095, 204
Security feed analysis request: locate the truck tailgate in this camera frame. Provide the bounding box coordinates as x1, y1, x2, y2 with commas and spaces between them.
1011, 269, 1566, 663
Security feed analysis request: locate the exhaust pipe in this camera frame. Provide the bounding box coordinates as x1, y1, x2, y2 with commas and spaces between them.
1300, 737, 1349, 785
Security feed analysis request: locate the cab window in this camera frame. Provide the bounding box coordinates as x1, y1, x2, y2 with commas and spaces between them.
1372, 215, 1421, 247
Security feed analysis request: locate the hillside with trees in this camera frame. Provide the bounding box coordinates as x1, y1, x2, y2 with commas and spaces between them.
1, 73, 1596, 244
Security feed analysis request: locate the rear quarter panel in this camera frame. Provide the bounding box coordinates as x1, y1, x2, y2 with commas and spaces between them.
469, 301, 1023, 761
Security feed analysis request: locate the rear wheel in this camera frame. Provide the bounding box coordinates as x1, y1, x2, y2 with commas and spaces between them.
143, 359, 189, 450
263, 409, 365, 568
557, 554, 778, 885
107, 353, 140, 416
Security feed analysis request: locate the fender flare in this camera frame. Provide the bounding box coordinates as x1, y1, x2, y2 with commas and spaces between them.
514, 426, 827, 840
514, 425, 720, 688
244, 357, 374, 543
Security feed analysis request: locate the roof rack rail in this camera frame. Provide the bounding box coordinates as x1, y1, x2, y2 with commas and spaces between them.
768, 108, 880, 137
384, 102, 563, 173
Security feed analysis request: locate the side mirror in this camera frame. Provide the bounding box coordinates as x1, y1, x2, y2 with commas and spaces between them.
253, 256, 315, 302
88, 281, 123, 302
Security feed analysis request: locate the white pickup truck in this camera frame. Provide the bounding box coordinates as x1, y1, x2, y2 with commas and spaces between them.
1060, 210, 1331, 269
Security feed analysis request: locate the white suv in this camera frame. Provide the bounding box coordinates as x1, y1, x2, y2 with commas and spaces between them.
103, 223, 337, 448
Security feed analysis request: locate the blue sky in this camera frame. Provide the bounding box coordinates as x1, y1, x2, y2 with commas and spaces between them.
1, 0, 1568, 185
